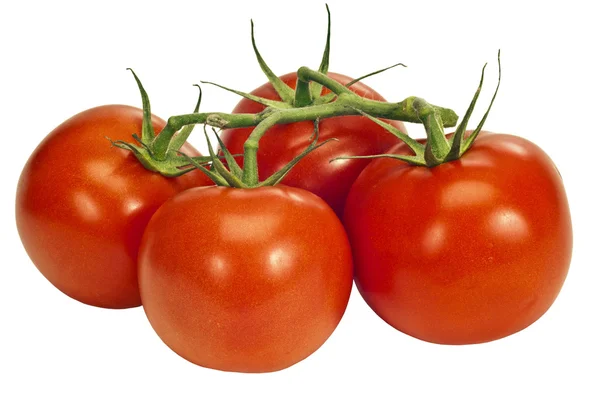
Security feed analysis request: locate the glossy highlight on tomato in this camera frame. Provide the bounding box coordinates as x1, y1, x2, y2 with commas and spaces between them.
344, 132, 572, 344
220, 72, 405, 217
139, 185, 353, 372
16, 105, 212, 309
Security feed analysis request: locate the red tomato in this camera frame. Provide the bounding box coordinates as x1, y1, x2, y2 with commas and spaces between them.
220, 72, 405, 217
138, 185, 353, 372
344, 132, 572, 344
16, 105, 211, 309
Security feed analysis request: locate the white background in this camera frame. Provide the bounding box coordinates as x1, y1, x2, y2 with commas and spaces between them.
1, 0, 598, 399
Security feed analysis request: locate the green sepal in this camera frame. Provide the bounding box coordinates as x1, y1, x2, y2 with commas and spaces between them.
330, 153, 427, 167
461, 50, 502, 155
202, 127, 248, 188
177, 151, 229, 186
351, 108, 424, 158
213, 128, 244, 178
259, 119, 337, 186
127, 69, 155, 145
314, 61, 407, 105
168, 84, 203, 152
131, 133, 154, 157
446, 64, 487, 161
309, 4, 332, 100
201, 80, 291, 109
345, 62, 407, 89
251, 20, 295, 104
107, 137, 209, 177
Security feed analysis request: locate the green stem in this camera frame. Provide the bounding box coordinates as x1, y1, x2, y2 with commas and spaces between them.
152, 67, 457, 155
242, 113, 280, 185
144, 67, 458, 182
412, 98, 450, 166
152, 112, 260, 156
297, 66, 354, 97
422, 111, 449, 166
154, 94, 456, 149
150, 92, 457, 183
239, 95, 447, 184
294, 79, 313, 107
297, 67, 457, 126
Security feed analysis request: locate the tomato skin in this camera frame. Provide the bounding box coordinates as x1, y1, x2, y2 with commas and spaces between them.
16, 105, 212, 309
139, 185, 353, 372
344, 133, 572, 344
220, 72, 405, 217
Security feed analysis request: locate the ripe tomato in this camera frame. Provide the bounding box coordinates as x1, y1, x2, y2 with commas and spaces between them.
219, 72, 405, 217
344, 132, 572, 344
138, 185, 353, 372
16, 105, 212, 309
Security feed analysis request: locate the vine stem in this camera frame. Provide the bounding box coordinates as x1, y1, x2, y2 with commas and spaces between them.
242, 113, 280, 185
151, 68, 458, 168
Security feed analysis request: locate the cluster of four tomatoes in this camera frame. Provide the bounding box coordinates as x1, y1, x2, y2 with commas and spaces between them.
16, 72, 571, 373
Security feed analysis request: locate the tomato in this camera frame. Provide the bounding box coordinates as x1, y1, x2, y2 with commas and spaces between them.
344, 132, 572, 344
138, 185, 353, 372
219, 72, 405, 217
16, 105, 212, 309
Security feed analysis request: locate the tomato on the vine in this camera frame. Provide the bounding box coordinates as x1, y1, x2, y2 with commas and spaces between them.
16, 105, 212, 309
138, 185, 353, 372
220, 72, 405, 216
344, 132, 572, 344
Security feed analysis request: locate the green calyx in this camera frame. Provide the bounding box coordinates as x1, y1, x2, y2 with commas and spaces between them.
107, 70, 213, 177
179, 120, 335, 188
332, 51, 502, 168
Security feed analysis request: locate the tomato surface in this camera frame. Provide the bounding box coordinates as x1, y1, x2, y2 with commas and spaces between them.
219, 72, 405, 217
16, 105, 212, 309
344, 133, 572, 344
138, 185, 353, 372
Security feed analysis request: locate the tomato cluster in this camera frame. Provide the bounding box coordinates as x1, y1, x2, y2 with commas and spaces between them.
15, 10, 572, 374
